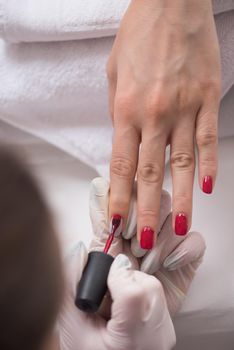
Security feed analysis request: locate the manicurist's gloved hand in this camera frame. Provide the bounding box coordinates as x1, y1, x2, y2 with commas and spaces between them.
89, 177, 206, 316
129, 212, 206, 316
58, 243, 176, 350
58, 177, 176, 350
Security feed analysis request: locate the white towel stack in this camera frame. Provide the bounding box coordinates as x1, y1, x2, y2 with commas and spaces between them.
0, 0, 233, 175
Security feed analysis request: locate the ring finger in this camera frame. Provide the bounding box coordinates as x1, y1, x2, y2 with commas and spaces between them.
170, 117, 196, 236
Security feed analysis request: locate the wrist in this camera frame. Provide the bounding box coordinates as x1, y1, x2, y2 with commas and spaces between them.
131, 0, 213, 16
129, 0, 213, 31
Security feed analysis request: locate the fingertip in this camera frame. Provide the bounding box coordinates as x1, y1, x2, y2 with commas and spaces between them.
201, 175, 213, 194
174, 212, 189, 236
139, 226, 155, 250
108, 214, 123, 238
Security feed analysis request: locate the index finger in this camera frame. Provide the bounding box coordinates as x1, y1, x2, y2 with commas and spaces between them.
109, 126, 140, 230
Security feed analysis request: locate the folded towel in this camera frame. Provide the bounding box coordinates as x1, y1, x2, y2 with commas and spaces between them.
0, 0, 234, 43
0, 11, 234, 176
0, 36, 113, 176
0, 0, 129, 43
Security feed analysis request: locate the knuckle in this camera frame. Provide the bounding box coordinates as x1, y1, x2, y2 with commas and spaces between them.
200, 79, 221, 96
111, 156, 135, 179
138, 162, 162, 184
178, 79, 201, 110
138, 208, 158, 222
145, 93, 168, 118
114, 92, 136, 118
171, 152, 194, 170
197, 130, 217, 148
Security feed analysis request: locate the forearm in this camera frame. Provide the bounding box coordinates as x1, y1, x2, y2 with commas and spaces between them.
129, 0, 213, 20
131, 0, 212, 9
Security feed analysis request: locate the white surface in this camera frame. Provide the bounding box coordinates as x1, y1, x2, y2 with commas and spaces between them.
12, 129, 232, 349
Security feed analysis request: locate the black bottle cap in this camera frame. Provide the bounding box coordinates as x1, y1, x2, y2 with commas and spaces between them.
75, 251, 114, 313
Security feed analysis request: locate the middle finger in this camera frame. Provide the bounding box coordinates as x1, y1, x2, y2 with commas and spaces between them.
137, 127, 167, 249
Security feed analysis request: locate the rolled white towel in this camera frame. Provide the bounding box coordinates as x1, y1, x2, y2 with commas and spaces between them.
0, 0, 129, 43
0, 0, 233, 43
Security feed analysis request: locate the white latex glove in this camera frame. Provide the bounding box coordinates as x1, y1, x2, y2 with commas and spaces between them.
140, 213, 206, 315
89, 178, 206, 316
58, 242, 176, 350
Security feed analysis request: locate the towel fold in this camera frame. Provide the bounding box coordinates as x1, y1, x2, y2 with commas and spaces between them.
0, 0, 234, 43
0, 0, 129, 43
0, 36, 113, 175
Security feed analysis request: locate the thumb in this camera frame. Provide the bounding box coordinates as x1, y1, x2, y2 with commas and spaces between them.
107, 254, 132, 300
108, 254, 147, 325
108, 255, 168, 327
106, 255, 176, 350
106, 255, 144, 349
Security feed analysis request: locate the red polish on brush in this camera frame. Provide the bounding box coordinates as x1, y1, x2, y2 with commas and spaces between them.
104, 214, 122, 253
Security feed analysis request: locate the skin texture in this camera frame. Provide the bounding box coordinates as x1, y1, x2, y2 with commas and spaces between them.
107, 0, 221, 243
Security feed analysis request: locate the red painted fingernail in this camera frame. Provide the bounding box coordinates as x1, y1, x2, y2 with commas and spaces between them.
140, 226, 154, 249
202, 176, 213, 194
109, 214, 123, 237
104, 215, 123, 254
175, 214, 187, 236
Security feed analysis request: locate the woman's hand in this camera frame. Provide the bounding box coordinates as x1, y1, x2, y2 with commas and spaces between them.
107, 0, 221, 246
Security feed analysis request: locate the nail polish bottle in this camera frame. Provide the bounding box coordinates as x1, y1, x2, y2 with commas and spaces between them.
75, 251, 114, 313
75, 215, 122, 313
